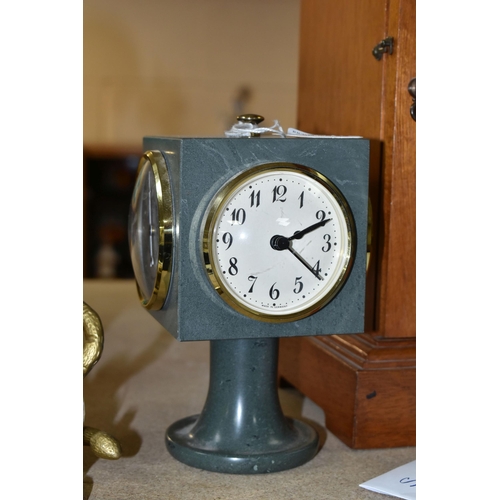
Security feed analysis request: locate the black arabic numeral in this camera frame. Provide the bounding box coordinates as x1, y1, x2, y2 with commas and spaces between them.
248, 275, 258, 293
322, 234, 332, 252
249, 190, 261, 207
269, 283, 280, 300
228, 257, 238, 276
272, 185, 287, 203
298, 190, 304, 208
222, 232, 233, 250
316, 210, 326, 222
230, 208, 246, 225
293, 276, 304, 294
312, 260, 322, 276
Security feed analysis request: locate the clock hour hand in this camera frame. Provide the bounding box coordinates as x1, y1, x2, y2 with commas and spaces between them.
288, 218, 332, 241
270, 235, 324, 280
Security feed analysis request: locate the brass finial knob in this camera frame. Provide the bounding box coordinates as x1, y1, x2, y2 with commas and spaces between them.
237, 114, 264, 125
236, 114, 264, 137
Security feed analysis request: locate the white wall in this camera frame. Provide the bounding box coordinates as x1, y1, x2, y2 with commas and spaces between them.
84, 0, 300, 148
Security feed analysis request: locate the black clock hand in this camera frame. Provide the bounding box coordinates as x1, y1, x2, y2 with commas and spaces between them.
287, 246, 324, 280
288, 218, 332, 241
147, 178, 155, 267
270, 235, 323, 280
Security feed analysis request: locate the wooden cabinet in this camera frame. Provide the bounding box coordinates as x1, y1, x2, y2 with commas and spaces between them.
279, 0, 416, 448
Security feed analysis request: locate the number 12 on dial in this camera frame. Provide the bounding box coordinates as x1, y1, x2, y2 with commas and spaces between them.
202, 163, 356, 323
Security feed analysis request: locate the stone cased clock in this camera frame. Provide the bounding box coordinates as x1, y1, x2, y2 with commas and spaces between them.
128, 133, 370, 474
129, 136, 369, 341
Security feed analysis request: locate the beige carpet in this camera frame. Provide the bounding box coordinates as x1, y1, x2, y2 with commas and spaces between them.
83, 280, 415, 500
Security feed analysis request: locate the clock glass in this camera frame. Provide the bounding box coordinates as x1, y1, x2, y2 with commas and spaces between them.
202, 163, 355, 322
128, 151, 174, 310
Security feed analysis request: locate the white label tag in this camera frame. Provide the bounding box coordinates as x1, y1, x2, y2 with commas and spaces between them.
359, 460, 416, 500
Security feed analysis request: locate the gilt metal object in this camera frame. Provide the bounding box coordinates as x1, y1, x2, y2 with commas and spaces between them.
236, 113, 265, 136
83, 302, 122, 460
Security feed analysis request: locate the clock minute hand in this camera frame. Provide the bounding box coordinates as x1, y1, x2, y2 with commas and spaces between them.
288, 218, 332, 241
269, 235, 323, 281
287, 246, 324, 281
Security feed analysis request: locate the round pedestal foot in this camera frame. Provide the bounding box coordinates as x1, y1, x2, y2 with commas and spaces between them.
166, 414, 319, 474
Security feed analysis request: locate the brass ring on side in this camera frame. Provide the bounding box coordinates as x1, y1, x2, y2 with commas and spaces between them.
136, 150, 174, 310
201, 162, 356, 323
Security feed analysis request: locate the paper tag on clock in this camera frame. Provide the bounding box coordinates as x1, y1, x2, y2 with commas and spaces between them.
286, 127, 362, 138
359, 460, 416, 500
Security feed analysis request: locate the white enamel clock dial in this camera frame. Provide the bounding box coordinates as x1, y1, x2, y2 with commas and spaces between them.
128, 151, 174, 310
202, 163, 355, 322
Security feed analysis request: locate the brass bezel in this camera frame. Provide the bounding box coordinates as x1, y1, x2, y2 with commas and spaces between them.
202, 162, 356, 323
133, 151, 174, 310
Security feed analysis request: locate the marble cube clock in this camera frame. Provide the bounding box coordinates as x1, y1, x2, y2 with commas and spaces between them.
128, 130, 369, 474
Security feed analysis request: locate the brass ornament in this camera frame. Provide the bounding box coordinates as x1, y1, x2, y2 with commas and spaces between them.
83, 302, 103, 376
83, 302, 122, 460
83, 426, 121, 460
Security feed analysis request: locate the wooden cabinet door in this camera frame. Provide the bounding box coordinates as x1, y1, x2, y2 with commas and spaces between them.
279, 0, 416, 448
378, 0, 416, 337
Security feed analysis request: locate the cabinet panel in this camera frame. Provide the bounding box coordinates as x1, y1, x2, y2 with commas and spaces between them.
297, 0, 386, 138
378, 0, 416, 336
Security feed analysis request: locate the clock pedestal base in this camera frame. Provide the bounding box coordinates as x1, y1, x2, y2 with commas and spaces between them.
165, 338, 319, 474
